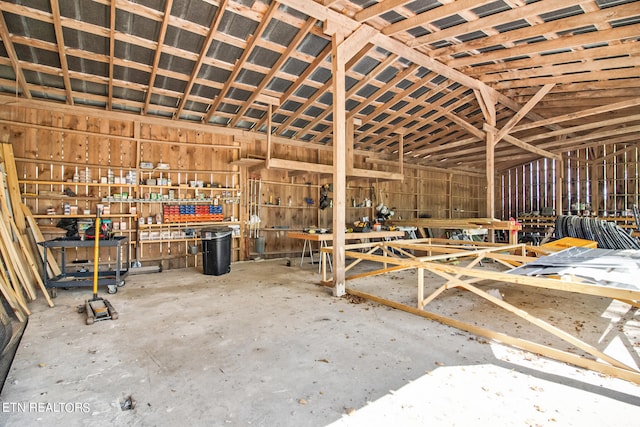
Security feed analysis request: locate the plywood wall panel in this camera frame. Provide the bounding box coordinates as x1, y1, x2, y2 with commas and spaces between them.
4, 103, 488, 265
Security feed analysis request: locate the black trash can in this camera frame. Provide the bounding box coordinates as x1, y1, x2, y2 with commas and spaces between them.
201, 227, 232, 275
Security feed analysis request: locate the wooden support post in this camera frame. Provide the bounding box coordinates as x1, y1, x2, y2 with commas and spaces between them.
556, 157, 564, 216
590, 149, 599, 216
266, 103, 273, 169
346, 117, 354, 175
332, 29, 347, 297
486, 128, 497, 242
447, 172, 453, 219
417, 267, 424, 310
486, 128, 496, 219
398, 132, 404, 176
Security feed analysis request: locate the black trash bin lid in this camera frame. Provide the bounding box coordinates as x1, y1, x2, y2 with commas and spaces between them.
201, 227, 232, 239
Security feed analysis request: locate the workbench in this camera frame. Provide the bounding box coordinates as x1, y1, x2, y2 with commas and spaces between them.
38, 236, 129, 297
389, 218, 522, 244
288, 230, 405, 271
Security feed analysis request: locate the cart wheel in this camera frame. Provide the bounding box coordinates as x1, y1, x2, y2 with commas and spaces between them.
107, 285, 117, 294
117, 280, 126, 287
48, 288, 57, 298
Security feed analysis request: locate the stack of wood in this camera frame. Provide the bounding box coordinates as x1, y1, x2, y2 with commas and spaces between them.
0, 142, 58, 322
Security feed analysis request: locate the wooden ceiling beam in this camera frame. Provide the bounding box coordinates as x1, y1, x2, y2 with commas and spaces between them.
382, 0, 492, 36
485, 125, 561, 161
107, 0, 116, 110
448, 22, 640, 69
492, 67, 640, 91
277, 0, 360, 35
142, 0, 173, 115
230, 17, 317, 128
204, 2, 280, 124
522, 114, 640, 144
512, 98, 640, 133
354, 0, 413, 23
370, 89, 474, 150
412, 102, 490, 148
481, 55, 640, 85
475, 86, 496, 125
0, 11, 30, 98
410, 0, 593, 48
495, 83, 554, 144
356, 78, 455, 144
175, 0, 228, 120
275, 48, 369, 135
49, 1, 74, 105
315, 63, 419, 142
435, 2, 639, 60
298, 51, 396, 137
467, 40, 640, 77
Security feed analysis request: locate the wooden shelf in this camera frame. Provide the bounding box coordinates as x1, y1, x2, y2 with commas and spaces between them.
20, 179, 136, 187
140, 221, 240, 229
260, 204, 315, 209
140, 236, 241, 244
33, 214, 136, 219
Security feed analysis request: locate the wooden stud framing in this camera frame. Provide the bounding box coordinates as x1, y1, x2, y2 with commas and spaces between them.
320, 238, 640, 384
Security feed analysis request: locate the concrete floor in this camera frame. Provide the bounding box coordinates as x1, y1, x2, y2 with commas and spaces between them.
1, 258, 639, 426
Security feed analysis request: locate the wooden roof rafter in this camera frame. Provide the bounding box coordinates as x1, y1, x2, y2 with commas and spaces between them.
107, 0, 116, 109
296, 50, 397, 138
409, 0, 594, 49
436, 2, 638, 60
142, 0, 173, 115
49, 0, 73, 105
174, 0, 228, 120
272, 46, 370, 136
230, 17, 317, 128
353, 72, 441, 144
0, 10, 30, 99
0, 0, 637, 171
314, 62, 421, 142
382, 0, 494, 37
203, 1, 280, 124
363, 85, 473, 146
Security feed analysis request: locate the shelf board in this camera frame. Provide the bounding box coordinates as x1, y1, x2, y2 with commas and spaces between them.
140, 221, 240, 229
260, 204, 316, 209
20, 179, 135, 187
138, 184, 237, 191
140, 167, 239, 175
24, 194, 102, 201
140, 236, 241, 244
33, 214, 136, 219
105, 198, 239, 204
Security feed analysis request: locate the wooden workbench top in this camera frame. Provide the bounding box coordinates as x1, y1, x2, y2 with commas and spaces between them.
287, 230, 405, 241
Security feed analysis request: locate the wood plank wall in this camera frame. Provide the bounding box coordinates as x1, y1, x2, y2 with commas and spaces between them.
500, 145, 640, 218
1, 105, 241, 270
0, 104, 486, 265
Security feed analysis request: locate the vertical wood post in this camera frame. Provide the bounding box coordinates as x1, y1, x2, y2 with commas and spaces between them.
556, 157, 564, 216
331, 31, 346, 297
486, 128, 496, 220
346, 117, 354, 175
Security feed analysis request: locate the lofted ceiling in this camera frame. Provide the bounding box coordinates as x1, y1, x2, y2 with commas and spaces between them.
0, 0, 638, 172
